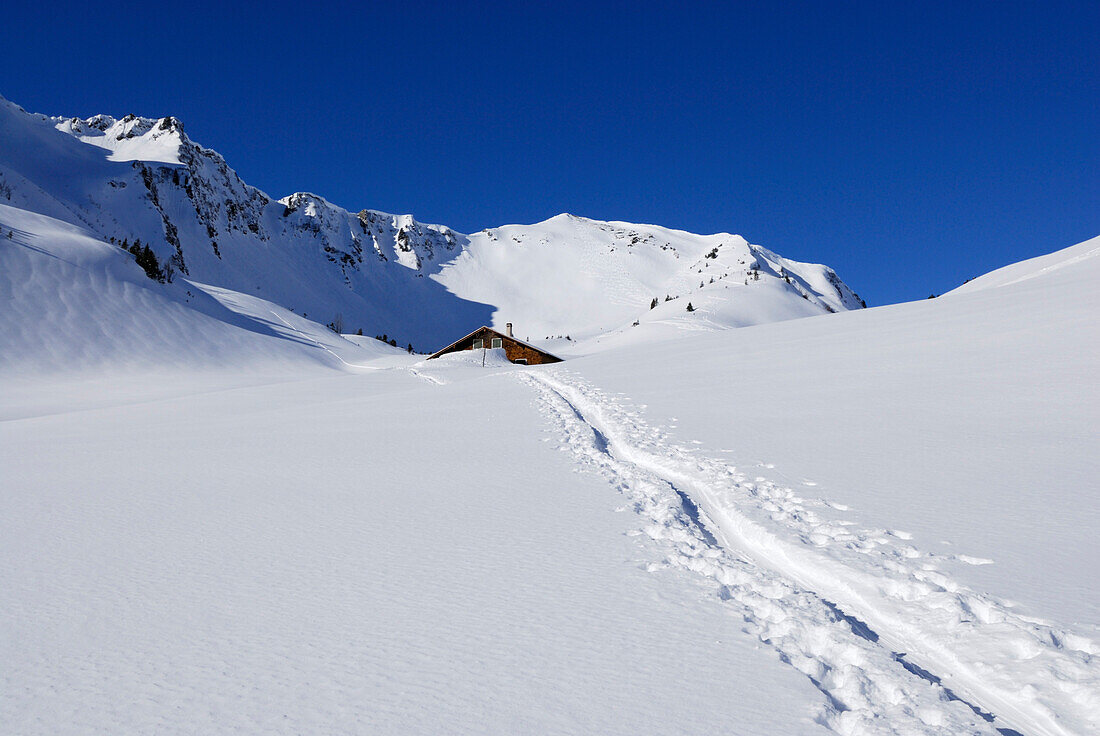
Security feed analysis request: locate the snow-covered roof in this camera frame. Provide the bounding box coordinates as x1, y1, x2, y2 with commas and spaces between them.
426, 325, 563, 361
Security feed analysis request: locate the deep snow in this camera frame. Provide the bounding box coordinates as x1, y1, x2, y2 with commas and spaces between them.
3, 236, 1098, 734
1, 94, 1098, 735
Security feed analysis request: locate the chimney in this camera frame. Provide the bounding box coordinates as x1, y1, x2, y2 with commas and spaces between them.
506, 322, 513, 337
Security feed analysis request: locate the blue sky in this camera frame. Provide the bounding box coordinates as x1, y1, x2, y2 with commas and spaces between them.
2, 1, 1096, 304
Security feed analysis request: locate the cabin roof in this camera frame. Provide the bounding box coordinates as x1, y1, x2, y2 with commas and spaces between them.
426, 325, 563, 361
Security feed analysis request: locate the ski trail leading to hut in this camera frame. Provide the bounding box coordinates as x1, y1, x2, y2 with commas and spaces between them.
518, 369, 1100, 736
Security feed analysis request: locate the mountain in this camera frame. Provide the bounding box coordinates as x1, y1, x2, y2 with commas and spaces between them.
0, 95, 864, 359
3, 224, 1097, 734
443, 214, 865, 351
3, 95, 1098, 736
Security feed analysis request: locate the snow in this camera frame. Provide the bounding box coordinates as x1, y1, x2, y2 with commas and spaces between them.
53, 113, 186, 164
4, 232, 1097, 733
542, 235, 1100, 735
1, 96, 865, 355
435, 213, 864, 351
1, 364, 831, 735
2, 92, 1098, 735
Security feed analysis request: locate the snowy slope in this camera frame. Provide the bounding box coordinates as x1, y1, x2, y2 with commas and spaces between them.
0, 201, 407, 418
437, 213, 865, 351
947, 233, 1100, 295
4, 93, 1096, 735
542, 235, 1100, 735
3, 237, 1096, 734
0, 95, 484, 351
1, 358, 839, 735
0, 95, 864, 355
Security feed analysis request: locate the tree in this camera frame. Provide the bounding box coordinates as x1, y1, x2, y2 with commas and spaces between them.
650, 297, 658, 309
407, 343, 414, 354
130, 243, 167, 282
328, 313, 345, 334
686, 302, 695, 312
356, 328, 363, 336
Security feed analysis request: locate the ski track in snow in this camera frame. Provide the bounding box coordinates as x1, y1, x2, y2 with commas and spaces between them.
518, 369, 1099, 736
265, 310, 373, 370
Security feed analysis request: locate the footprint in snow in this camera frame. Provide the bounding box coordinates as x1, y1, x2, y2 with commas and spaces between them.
954, 554, 994, 566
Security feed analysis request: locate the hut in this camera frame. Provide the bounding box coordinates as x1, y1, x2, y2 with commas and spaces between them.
427, 323, 563, 365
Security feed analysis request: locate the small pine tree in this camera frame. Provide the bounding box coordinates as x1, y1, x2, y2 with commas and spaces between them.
356, 328, 363, 336
131, 244, 167, 282
686, 302, 695, 312
650, 297, 658, 309
407, 343, 414, 354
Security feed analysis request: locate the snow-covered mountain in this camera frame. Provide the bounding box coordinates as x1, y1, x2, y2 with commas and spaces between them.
3, 227, 1097, 735
3, 94, 1099, 736
0, 95, 864, 358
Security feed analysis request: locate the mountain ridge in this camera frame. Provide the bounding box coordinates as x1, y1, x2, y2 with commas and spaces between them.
0, 95, 865, 352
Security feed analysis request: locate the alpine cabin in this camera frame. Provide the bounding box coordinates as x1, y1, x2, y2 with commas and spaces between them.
427, 323, 563, 365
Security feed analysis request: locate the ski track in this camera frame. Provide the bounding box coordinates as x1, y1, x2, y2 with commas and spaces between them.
518, 370, 1099, 736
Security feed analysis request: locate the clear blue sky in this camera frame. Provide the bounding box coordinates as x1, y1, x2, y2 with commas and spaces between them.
2, 0, 1097, 304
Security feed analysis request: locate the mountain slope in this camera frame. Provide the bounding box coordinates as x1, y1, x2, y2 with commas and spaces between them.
3, 234, 1096, 735
553, 235, 1100, 735
0, 202, 402, 386
438, 213, 865, 351
0, 95, 864, 356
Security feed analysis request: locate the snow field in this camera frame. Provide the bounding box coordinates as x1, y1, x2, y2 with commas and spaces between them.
0, 367, 832, 735
3, 92, 1098, 736
520, 371, 1099, 735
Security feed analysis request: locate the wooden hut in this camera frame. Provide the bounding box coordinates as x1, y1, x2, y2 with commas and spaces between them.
426, 323, 563, 365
